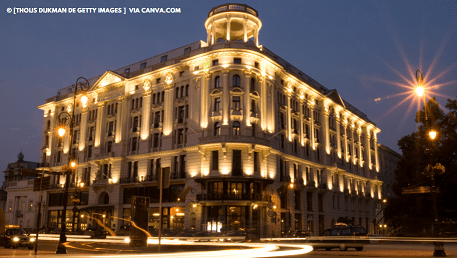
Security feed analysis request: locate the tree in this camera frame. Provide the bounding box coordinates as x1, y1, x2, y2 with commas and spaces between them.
385, 97, 457, 231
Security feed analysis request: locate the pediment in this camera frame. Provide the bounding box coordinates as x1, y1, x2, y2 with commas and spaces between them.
326, 89, 346, 108
90, 71, 125, 90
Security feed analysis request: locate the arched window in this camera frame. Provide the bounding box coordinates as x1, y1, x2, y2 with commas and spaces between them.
215, 76, 221, 88
214, 122, 221, 136
250, 78, 255, 92
232, 121, 240, 135
233, 75, 241, 87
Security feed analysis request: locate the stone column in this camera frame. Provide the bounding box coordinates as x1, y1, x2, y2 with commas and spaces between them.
243, 70, 251, 128
365, 129, 372, 170
260, 75, 267, 132
115, 96, 124, 143
254, 26, 259, 47
163, 84, 174, 137
211, 24, 216, 45
336, 116, 341, 159
286, 94, 291, 141
243, 20, 247, 42
206, 29, 211, 46
222, 68, 230, 126
357, 128, 362, 167
120, 95, 130, 155
79, 109, 87, 151
323, 107, 330, 162
310, 104, 315, 150
374, 135, 379, 172
94, 102, 105, 148
343, 121, 348, 161
139, 90, 152, 153
299, 101, 304, 145
226, 19, 231, 41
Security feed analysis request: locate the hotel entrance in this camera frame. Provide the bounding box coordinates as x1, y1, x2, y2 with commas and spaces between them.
204, 205, 259, 234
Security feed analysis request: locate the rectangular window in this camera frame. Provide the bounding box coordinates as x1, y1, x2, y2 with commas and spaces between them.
156, 78, 161, 84
318, 193, 323, 212
153, 133, 159, 148
177, 129, 183, 144
131, 137, 137, 152
232, 150, 242, 176
140, 62, 147, 69
254, 62, 259, 68
232, 96, 240, 110
212, 151, 219, 171
180, 155, 186, 175
213, 59, 219, 66
178, 106, 185, 123
124, 68, 130, 73
234, 58, 241, 64
184, 47, 191, 55
294, 190, 301, 210
214, 97, 221, 111
179, 71, 184, 77
107, 141, 112, 153
160, 55, 167, 63
133, 116, 139, 132
307, 193, 313, 211
88, 145, 92, 158
254, 152, 259, 173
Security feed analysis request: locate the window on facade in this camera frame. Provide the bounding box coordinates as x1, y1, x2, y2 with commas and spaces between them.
57, 151, 61, 163
213, 60, 219, 66
178, 106, 185, 123
88, 145, 92, 158
250, 78, 255, 92
153, 133, 159, 148
214, 76, 221, 88
89, 127, 94, 141
177, 129, 184, 144
232, 121, 240, 135
250, 99, 256, 112
140, 62, 147, 69
295, 190, 301, 210
73, 130, 78, 144
212, 151, 219, 171
184, 47, 191, 55
318, 194, 323, 211
232, 150, 242, 176
234, 58, 241, 64
160, 55, 167, 63
280, 113, 285, 129
106, 141, 113, 153
251, 123, 256, 137
254, 62, 259, 68
175, 87, 180, 98
307, 193, 313, 211
132, 116, 139, 132
232, 75, 241, 87
131, 137, 137, 152
280, 133, 285, 149
124, 68, 130, 74
214, 122, 221, 136
254, 151, 259, 173
214, 97, 221, 111
185, 84, 189, 96
232, 96, 240, 110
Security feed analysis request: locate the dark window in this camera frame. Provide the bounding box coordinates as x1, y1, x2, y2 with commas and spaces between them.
179, 71, 184, 77
140, 62, 147, 69
160, 55, 167, 63
251, 99, 256, 112
307, 193, 313, 211
124, 68, 130, 74
234, 58, 241, 64
131, 137, 137, 152
214, 122, 221, 136
232, 150, 242, 176
254, 62, 259, 69
153, 133, 159, 148
232, 121, 240, 135
175, 87, 180, 98
177, 129, 184, 144
254, 151, 259, 172
156, 78, 161, 84
214, 97, 221, 111
250, 78, 255, 92
185, 85, 189, 96
88, 145, 92, 158
212, 151, 219, 170
232, 96, 240, 110
213, 60, 219, 66
214, 76, 221, 88
318, 194, 323, 211
233, 75, 241, 87
295, 190, 301, 210
184, 47, 191, 55
107, 141, 112, 152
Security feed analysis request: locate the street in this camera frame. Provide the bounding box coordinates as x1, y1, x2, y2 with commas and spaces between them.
0, 239, 456, 257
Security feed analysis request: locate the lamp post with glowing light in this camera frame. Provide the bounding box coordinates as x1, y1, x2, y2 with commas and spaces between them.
415, 70, 446, 257
55, 77, 90, 254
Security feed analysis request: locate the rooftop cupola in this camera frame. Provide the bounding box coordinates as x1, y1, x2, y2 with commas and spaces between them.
205, 3, 262, 47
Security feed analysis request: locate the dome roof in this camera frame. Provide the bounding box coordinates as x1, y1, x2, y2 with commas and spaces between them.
17, 150, 24, 161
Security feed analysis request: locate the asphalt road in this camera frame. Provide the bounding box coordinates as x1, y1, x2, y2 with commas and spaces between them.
1, 241, 456, 257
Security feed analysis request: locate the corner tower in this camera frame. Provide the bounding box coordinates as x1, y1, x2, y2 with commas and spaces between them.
205, 3, 262, 47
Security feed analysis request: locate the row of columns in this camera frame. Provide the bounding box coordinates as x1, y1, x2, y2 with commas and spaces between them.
206, 19, 259, 47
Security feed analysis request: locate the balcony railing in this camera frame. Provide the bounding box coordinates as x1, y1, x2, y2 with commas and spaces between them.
171, 172, 186, 180
306, 180, 315, 188
120, 177, 139, 184
199, 135, 269, 146
144, 174, 157, 182
197, 193, 269, 201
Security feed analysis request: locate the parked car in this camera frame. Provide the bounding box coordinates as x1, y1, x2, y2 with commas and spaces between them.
0, 228, 35, 250
285, 230, 310, 238
306, 223, 369, 251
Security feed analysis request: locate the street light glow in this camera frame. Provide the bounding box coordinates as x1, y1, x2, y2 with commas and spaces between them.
429, 130, 437, 140
415, 86, 424, 97
80, 94, 89, 106
57, 127, 66, 137
70, 161, 76, 168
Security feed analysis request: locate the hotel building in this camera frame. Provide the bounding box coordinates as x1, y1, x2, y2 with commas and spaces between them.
32, 4, 384, 237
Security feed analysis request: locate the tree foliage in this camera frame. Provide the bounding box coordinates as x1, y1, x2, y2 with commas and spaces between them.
385, 97, 457, 229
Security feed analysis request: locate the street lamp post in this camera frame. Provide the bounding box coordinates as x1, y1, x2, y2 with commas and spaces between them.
55, 77, 90, 254
415, 70, 445, 257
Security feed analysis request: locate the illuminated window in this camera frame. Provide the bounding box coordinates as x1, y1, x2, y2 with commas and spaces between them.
214, 98, 221, 111
232, 96, 240, 110
232, 121, 240, 135
214, 122, 221, 136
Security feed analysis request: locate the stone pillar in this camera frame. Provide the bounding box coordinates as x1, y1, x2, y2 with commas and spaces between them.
243, 20, 248, 42
254, 26, 259, 47
139, 91, 151, 153
374, 136, 379, 172
366, 129, 372, 170
286, 94, 291, 141
260, 75, 267, 132
299, 101, 304, 145
94, 102, 105, 148
336, 116, 341, 159
200, 73, 209, 130
243, 70, 251, 128
267, 79, 275, 133
222, 68, 230, 126
323, 107, 330, 162
310, 104, 315, 150
206, 73, 212, 130
211, 24, 216, 45
206, 29, 211, 46
115, 97, 124, 143
226, 19, 231, 41
357, 128, 362, 167
163, 85, 174, 137
120, 96, 130, 155
79, 109, 87, 151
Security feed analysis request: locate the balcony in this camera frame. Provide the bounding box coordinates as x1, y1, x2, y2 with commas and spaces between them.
95, 152, 114, 159
92, 178, 109, 185
199, 135, 269, 146
197, 193, 269, 202
144, 174, 157, 182
318, 183, 327, 190
296, 178, 304, 185
120, 177, 139, 184
171, 172, 186, 180
306, 180, 316, 188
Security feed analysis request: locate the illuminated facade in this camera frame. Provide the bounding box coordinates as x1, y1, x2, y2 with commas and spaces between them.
377, 144, 401, 199
36, 3, 382, 236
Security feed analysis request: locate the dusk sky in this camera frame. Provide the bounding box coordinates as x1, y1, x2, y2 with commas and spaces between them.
1, 0, 456, 186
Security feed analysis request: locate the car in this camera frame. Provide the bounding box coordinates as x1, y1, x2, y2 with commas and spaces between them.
306, 223, 369, 251
285, 230, 310, 238
0, 228, 35, 250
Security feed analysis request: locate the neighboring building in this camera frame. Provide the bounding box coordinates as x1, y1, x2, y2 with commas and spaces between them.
377, 144, 402, 198
3, 151, 40, 228
34, 4, 384, 237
